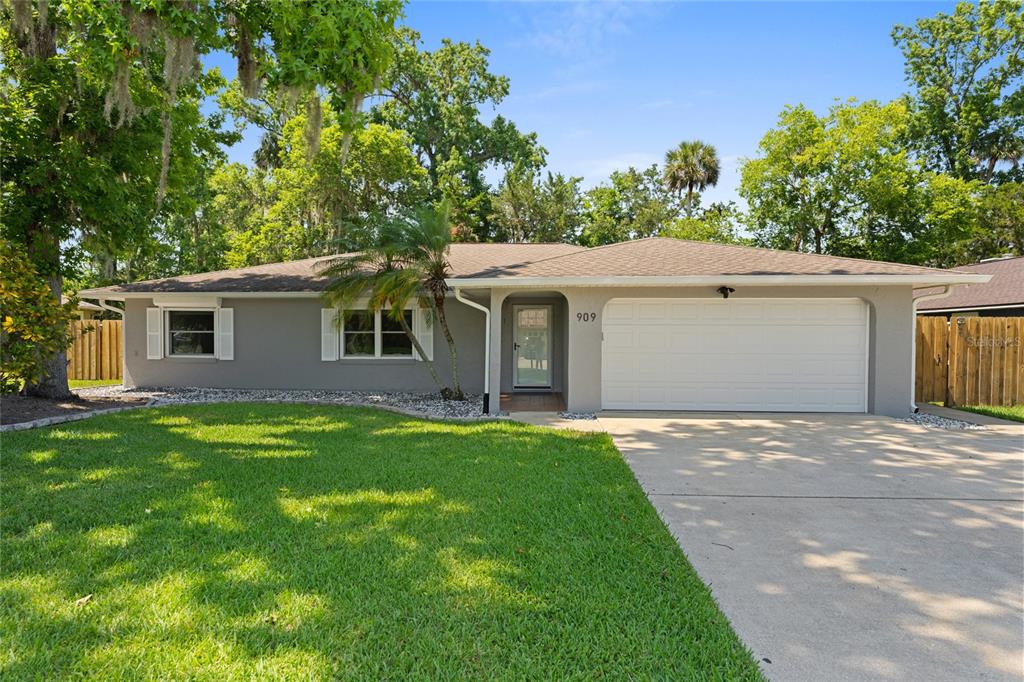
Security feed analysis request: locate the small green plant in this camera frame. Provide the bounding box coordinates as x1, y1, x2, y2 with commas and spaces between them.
0, 240, 77, 394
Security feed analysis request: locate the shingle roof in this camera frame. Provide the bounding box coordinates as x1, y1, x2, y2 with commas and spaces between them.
456, 238, 964, 278
916, 256, 1024, 311
79, 243, 586, 294
78, 238, 981, 297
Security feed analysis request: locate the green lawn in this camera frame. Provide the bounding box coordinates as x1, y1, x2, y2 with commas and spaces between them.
68, 379, 121, 389
1, 404, 760, 680
955, 404, 1024, 423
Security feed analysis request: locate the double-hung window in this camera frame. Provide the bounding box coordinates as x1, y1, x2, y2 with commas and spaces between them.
380, 311, 413, 356
167, 310, 215, 356
342, 311, 376, 357
339, 309, 414, 359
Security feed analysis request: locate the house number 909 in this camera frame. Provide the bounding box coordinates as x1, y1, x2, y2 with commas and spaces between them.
577, 312, 597, 322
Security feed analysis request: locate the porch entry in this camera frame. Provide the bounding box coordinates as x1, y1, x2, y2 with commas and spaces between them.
513, 305, 552, 389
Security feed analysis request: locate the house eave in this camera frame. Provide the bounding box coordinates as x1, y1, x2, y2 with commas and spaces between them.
79, 272, 991, 300
917, 302, 1024, 314
445, 273, 992, 288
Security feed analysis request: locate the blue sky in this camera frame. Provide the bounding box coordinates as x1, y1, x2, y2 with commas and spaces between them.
221, 1, 956, 206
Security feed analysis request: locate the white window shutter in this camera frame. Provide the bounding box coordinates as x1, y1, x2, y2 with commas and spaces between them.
217, 308, 234, 360
321, 308, 339, 361
414, 307, 434, 361
146, 308, 162, 359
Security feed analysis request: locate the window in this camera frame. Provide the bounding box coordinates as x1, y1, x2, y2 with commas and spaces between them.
167, 310, 215, 356
338, 309, 417, 358
343, 310, 375, 357
381, 310, 413, 356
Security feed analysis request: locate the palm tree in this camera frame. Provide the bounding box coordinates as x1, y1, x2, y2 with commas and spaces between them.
389, 202, 465, 400
663, 140, 721, 216
320, 202, 465, 400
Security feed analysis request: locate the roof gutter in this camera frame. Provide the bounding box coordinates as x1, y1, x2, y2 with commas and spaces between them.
446, 273, 991, 288
79, 273, 992, 300
909, 284, 959, 413
79, 297, 124, 318
453, 288, 490, 415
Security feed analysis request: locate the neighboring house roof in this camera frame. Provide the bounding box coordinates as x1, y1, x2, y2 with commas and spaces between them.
916, 256, 1024, 312
61, 296, 103, 311
79, 238, 986, 298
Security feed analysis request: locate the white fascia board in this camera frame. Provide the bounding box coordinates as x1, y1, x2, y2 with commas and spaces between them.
918, 303, 1024, 313
151, 295, 223, 308
81, 291, 325, 301
444, 273, 992, 288
80, 272, 992, 299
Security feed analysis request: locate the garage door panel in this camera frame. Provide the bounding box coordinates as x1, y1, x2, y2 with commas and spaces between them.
636, 328, 669, 350
700, 303, 731, 320
637, 302, 668, 320
796, 387, 831, 410
832, 389, 866, 411
603, 329, 635, 350
604, 301, 636, 321
832, 359, 864, 379
602, 298, 867, 413
667, 329, 700, 351
732, 302, 765, 320
668, 302, 699, 320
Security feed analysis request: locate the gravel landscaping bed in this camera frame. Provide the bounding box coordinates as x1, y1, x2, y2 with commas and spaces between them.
558, 411, 598, 420
903, 412, 987, 431
74, 386, 487, 420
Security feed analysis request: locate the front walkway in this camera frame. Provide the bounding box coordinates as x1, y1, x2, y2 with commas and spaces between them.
600, 412, 1024, 681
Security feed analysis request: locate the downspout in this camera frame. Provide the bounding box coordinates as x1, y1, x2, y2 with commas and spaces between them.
454, 288, 490, 414
910, 285, 955, 413
80, 298, 124, 318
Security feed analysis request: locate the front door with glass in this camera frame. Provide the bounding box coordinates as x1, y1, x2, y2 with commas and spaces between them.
513, 305, 552, 388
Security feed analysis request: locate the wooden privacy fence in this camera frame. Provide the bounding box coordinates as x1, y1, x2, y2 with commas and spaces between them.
67, 319, 123, 381
916, 316, 1024, 407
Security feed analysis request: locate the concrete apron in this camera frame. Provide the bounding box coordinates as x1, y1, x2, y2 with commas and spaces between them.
599, 412, 1024, 682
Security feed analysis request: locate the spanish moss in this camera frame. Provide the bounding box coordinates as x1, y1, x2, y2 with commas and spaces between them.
236, 25, 259, 98
10, 0, 32, 40
305, 92, 322, 157
103, 59, 137, 128
162, 33, 196, 101
128, 6, 158, 47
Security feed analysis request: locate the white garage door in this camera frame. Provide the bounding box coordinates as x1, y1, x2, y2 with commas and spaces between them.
602, 298, 868, 412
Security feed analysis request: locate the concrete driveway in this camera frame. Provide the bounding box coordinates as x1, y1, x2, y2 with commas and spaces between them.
601, 413, 1024, 682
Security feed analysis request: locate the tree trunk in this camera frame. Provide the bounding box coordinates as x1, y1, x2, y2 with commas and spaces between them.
395, 309, 449, 398
684, 188, 696, 219
23, 272, 73, 400
430, 295, 463, 400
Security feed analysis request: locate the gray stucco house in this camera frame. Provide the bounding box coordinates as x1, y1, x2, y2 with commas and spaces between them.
80, 238, 987, 417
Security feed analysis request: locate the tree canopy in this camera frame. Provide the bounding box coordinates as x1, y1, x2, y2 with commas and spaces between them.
1, 0, 404, 396
372, 28, 545, 240
892, 0, 1023, 182
4, 0, 1023, 396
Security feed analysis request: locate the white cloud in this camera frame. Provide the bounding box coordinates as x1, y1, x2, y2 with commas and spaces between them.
526, 1, 634, 57
506, 0, 657, 67
510, 78, 610, 102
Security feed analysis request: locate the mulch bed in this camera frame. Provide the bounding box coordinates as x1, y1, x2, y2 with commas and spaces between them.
1, 394, 148, 426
